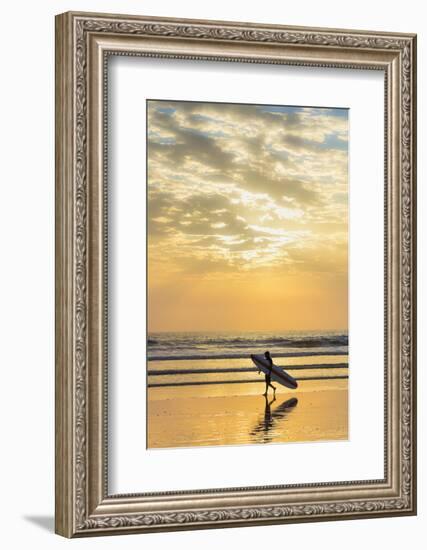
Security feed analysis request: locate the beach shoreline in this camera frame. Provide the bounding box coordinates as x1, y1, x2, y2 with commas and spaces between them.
147, 380, 348, 449
146, 331, 349, 449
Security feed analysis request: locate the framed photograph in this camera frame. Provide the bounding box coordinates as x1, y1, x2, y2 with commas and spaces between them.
55, 11, 417, 537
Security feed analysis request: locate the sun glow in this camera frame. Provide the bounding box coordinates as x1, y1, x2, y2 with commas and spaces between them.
148, 101, 348, 332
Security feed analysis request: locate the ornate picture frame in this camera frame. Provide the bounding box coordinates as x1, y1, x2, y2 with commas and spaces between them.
55, 11, 417, 537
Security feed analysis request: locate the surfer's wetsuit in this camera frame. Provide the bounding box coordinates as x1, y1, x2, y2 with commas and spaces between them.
264, 351, 276, 395
265, 356, 273, 380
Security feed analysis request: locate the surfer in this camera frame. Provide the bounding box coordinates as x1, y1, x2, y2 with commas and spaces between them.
263, 351, 276, 396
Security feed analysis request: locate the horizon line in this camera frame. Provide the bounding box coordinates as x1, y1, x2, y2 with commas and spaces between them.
147, 328, 349, 334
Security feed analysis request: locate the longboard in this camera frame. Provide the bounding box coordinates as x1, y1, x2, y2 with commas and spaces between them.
250, 354, 298, 390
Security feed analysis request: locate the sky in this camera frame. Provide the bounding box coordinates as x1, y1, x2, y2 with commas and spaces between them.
147, 100, 348, 333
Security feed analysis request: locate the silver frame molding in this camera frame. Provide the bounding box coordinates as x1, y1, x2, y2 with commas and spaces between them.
55, 11, 417, 537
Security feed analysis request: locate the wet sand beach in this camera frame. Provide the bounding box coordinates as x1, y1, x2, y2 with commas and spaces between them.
146, 332, 349, 449
147, 378, 348, 449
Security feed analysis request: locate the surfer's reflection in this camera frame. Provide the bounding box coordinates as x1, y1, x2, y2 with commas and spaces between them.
250, 396, 298, 444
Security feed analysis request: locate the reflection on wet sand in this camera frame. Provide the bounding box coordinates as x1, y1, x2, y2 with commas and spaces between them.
147, 380, 348, 449
250, 396, 298, 444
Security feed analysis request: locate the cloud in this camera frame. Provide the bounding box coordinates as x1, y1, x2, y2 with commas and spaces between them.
147, 100, 348, 277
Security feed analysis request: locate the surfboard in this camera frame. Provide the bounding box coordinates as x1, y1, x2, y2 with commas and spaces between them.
250, 354, 298, 390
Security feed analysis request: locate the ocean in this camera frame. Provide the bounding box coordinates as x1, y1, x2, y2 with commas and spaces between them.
147, 331, 348, 389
